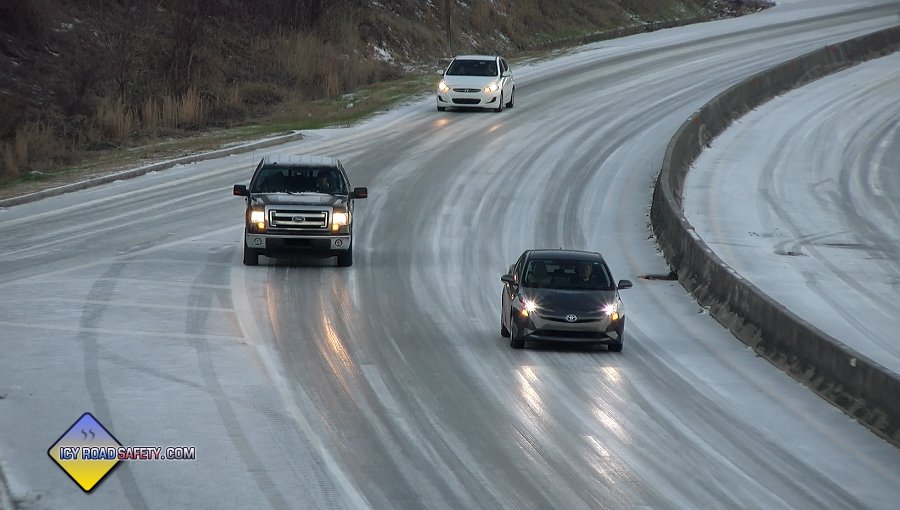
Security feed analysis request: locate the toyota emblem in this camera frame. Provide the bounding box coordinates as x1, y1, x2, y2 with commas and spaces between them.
565, 314, 577, 322
292, 216, 306, 222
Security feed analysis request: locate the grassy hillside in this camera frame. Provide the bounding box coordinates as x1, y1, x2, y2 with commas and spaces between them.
0, 0, 770, 184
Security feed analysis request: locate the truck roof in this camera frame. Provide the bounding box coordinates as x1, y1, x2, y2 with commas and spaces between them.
260, 155, 339, 167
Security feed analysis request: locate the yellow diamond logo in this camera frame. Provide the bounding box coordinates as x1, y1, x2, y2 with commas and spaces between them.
48, 413, 122, 492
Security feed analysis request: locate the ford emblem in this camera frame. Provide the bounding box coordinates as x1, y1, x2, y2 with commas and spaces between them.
565, 314, 577, 322
292, 216, 306, 222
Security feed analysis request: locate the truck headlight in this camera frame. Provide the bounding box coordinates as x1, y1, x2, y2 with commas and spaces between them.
332, 212, 349, 231
250, 210, 266, 231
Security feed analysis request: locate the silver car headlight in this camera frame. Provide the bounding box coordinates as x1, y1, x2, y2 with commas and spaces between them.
602, 302, 621, 321
518, 296, 538, 317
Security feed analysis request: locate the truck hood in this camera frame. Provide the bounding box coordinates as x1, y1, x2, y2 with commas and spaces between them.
251, 193, 348, 207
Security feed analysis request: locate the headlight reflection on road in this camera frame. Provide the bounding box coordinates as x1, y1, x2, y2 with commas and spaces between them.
593, 405, 629, 442
515, 366, 545, 421
600, 366, 622, 384
584, 434, 632, 495
322, 315, 354, 373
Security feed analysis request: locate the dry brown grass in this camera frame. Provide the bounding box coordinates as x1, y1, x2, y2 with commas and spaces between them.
0, 123, 65, 178
96, 98, 134, 144
178, 87, 203, 128
226, 85, 241, 108
141, 97, 159, 137
1, 143, 20, 179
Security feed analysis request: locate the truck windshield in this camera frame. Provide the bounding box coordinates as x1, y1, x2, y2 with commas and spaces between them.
251, 166, 347, 194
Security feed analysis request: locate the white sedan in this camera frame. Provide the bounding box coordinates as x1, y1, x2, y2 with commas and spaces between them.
436, 55, 515, 112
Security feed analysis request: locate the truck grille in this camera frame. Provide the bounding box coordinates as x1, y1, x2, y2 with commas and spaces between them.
269, 209, 328, 229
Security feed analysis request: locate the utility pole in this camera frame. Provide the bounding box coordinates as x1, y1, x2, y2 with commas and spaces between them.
446, 0, 452, 57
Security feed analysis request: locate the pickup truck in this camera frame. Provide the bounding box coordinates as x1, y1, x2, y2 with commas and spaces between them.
233, 155, 368, 266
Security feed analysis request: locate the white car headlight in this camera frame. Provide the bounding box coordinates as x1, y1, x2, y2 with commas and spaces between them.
483, 82, 500, 93
438, 80, 450, 92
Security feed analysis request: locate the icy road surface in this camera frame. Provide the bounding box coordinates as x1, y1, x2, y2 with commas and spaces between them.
685, 51, 900, 375
2, 1, 900, 509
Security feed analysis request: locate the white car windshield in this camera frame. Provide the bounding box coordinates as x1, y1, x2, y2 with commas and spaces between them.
446, 59, 498, 77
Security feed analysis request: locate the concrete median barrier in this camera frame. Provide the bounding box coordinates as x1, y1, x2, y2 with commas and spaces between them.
650, 25, 900, 447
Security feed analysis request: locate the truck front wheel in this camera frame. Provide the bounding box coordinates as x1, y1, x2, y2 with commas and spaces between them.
336, 245, 353, 267
243, 243, 259, 266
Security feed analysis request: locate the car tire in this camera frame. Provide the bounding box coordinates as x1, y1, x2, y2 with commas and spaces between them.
243, 243, 259, 266
509, 315, 524, 349
500, 320, 510, 338
608, 331, 624, 352
494, 93, 503, 113
336, 245, 353, 267
506, 88, 515, 109
437, 105, 446, 112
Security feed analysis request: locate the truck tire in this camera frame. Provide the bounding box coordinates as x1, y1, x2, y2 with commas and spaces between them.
243, 243, 259, 266
336, 245, 353, 267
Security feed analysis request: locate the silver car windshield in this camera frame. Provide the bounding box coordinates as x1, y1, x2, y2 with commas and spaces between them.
251, 165, 347, 194
523, 259, 614, 291
445, 59, 498, 77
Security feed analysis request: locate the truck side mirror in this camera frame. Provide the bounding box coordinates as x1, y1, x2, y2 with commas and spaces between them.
350, 187, 368, 199
233, 184, 248, 196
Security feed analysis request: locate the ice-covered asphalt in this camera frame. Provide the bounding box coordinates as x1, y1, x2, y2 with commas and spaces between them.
685, 49, 900, 375
1, 1, 900, 509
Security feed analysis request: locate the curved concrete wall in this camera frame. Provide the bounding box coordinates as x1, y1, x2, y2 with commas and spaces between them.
650, 25, 900, 447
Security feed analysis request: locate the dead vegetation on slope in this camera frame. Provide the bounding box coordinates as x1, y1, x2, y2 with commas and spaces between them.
0, 0, 771, 183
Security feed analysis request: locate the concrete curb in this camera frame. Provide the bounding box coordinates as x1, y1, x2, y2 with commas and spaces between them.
650, 25, 900, 447
0, 131, 304, 209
